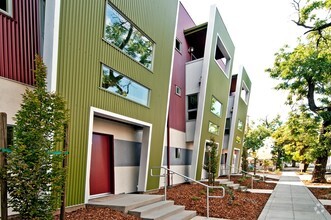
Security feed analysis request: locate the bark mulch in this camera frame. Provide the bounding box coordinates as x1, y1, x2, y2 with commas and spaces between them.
49, 176, 278, 219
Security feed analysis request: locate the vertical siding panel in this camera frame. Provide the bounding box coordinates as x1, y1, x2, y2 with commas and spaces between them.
3, 17, 8, 78
0, 18, 3, 76
0, 0, 40, 85
57, 0, 178, 206
11, 21, 17, 80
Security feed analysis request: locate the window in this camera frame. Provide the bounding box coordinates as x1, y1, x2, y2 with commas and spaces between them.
104, 3, 153, 69
187, 94, 198, 120
238, 120, 243, 131
235, 136, 241, 144
175, 85, 181, 96
208, 121, 219, 135
7, 125, 14, 147
225, 118, 231, 135
175, 148, 181, 158
101, 64, 150, 106
214, 35, 231, 77
0, 0, 12, 17
211, 96, 222, 117
175, 39, 182, 52
240, 82, 250, 104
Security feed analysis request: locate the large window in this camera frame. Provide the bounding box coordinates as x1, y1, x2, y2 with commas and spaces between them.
101, 64, 150, 106
211, 96, 222, 117
240, 82, 250, 104
187, 94, 198, 120
214, 35, 231, 77
0, 0, 12, 17
208, 121, 220, 135
104, 3, 153, 69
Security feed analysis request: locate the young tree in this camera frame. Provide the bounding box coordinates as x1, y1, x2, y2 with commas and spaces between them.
266, 35, 331, 182
203, 137, 219, 185
243, 122, 270, 175
6, 55, 69, 219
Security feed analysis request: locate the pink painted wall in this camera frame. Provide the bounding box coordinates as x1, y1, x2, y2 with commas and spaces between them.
169, 3, 195, 132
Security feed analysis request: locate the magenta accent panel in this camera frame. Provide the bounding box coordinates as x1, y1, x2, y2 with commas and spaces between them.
90, 133, 114, 195
169, 3, 196, 132
0, 0, 40, 85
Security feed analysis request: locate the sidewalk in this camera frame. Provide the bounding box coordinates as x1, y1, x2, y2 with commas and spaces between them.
258, 171, 331, 220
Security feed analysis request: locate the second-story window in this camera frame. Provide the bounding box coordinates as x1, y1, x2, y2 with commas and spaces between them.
175, 85, 181, 96
104, 3, 154, 69
211, 96, 222, 117
187, 94, 198, 120
175, 38, 182, 53
101, 64, 150, 106
208, 121, 220, 135
238, 120, 243, 131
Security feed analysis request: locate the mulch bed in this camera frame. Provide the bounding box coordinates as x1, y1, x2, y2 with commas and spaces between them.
53, 206, 140, 220
229, 175, 277, 189
151, 179, 275, 220
308, 187, 331, 216
11, 176, 278, 219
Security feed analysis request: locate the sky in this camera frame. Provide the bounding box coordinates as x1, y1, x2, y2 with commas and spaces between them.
179, 0, 307, 122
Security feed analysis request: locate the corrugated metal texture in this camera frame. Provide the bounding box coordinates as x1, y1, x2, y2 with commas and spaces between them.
0, 0, 40, 85
169, 3, 195, 132
231, 67, 252, 151
56, 0, 178, 206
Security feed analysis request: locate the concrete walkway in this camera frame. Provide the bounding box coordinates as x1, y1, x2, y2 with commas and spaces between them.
258, 172, 331, 220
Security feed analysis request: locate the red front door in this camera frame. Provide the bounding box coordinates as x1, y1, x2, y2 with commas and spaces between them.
90, 133, 114, 195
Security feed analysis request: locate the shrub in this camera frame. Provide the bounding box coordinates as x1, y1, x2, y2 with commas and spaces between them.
5, 55, 69, 219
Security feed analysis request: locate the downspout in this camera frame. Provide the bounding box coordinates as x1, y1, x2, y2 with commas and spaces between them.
167, 114, 170, 186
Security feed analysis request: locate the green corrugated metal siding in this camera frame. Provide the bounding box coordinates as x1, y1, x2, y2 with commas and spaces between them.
229, 67, 252, 164
56, 0, 178, 206
195, 7, 235, 180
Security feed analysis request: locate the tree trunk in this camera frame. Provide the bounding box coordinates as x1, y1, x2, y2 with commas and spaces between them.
292, 160, 296, 167
241, 147, 248, 172
312, 153, 328, 183
311, 118, 331, 183
276, 148, 283, 170
303, 163, 309, 173
253, 158, 257, 175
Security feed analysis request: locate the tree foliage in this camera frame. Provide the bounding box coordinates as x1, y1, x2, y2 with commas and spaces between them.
272, 109, 320, 171
203, 137, 219, 185
292, 0, 331, 44
266, 31, 331, 182
5, 55, 69, 219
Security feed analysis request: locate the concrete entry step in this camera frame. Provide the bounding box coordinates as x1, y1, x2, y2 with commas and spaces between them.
164, 210, 197, 220
87, 194, 164, 213
129, 200, 174, 217
139, 204, 185, 220
88, 194, 197, 220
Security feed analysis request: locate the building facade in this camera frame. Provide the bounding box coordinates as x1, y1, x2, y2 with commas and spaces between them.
221, 67, 252, 175
0, 0, 251, 210
0, 0, 43, 125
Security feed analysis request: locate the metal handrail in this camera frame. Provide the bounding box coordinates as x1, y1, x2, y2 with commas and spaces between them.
222, 164, 262, 189
151, 166, 225, 219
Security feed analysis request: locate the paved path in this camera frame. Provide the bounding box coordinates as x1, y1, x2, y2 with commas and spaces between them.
258, 171, 331, 220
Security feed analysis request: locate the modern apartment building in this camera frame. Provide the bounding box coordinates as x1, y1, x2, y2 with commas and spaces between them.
0, 0, 251, 210
166, 2, 236, 183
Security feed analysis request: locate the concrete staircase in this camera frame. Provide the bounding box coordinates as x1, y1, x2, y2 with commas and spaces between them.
216, 178, 247, 191
88, 194, 196, 220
